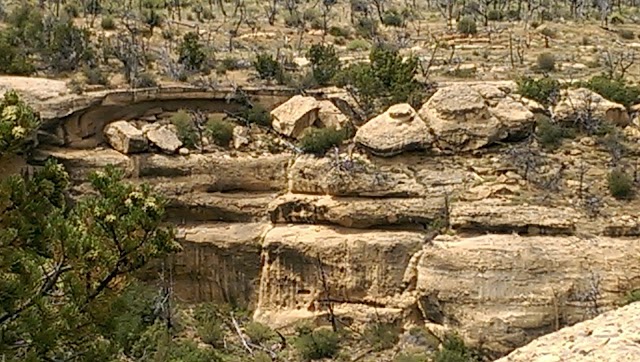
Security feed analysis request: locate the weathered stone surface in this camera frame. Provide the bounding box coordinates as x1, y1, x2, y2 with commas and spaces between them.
418, 84, 534, 151
271, 95, 319, 138
413, 234, 640, 354
269, 193, 445, 228
165, 191, 276, 222
143, 123, 182, 153
316, 100, 350, 130
288, 155, 424, 197
355, 103, 433, 157
137, 153, 292, 191
254, 225, 425, 321
233, 126, 250, 149
553, 88, 630, 127
172, 223, 270, 306
451, 200, 576, 235
496, 302, 640, 362
34, 147, 133, 181
104, 120, 148, 154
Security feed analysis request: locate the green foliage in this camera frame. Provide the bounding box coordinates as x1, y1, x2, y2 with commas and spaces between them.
487, 9, 503, 21
0, 33, 35, 75
194, 303, 225, 348
457, 16, 477, 35
363, 322, 400, 351
328, 25, 351, 38
608, 168, 634, 200
179, 32, 207, 72
295, 327, 341, 360
253, 53, 284, 81
284, 12, 304, 27
347, 39, 371, 51
618, 29, 635, 40
298, 127, 345, 155
171, 110, 197, 148
132, 72, 158, 88
394, 353, 430, 362
536, 116, 572, 149
143, 9, 164, 33
245, 321, 275, 345
0, 90, 40, 156
516, 76, 560, 105
540, 27, 557, 38
83, 66, 109, 85
101, 15, 116, 30
240, 104, 272, 127
382, 9, 405, 27
536, 52, 556, 72
355, 17, 378, 38
434, 334, 474, 362
206, 117, 234, 147
45, 19, 94, 72
584, 75, 640, 108
337, 44, 425, 116
625, 289, 640, 304
0, 162, 179, 360
307, 43, 341, 86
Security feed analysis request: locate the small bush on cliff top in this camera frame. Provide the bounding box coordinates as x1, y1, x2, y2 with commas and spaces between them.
171, 110, 197, 149
608, 168, 634, 200
298, 127, 345, 155
516, 76, 560, 105
206, 117, 234, 147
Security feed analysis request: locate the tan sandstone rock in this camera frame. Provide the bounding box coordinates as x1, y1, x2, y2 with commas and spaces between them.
553, 88, 630, 127
171, 222, 270, 305
254, 224, 426, 323
317, 100, 350, 130
269, 193, 445, 228
355, 103, 433, 157
419, 84, 534, 152
103, 120, 148, 154
496, 302, 640, 362
271, 95, 319, 138
414, 234, 640, 354
143, 123, 183, 153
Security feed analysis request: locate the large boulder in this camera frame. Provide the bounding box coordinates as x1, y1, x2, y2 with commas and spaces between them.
553, 88, 630, 127
103, 120, 148, 154
143, 123, 183, 154
418, 84, 534, 152
355, 103, 433, 157
271, 95, 319, 139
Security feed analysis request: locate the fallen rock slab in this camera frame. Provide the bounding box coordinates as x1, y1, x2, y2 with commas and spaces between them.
553, 88, 630, 127
271, 95, 319, 139
104, 120, 148, 154
143, 123, 183, 153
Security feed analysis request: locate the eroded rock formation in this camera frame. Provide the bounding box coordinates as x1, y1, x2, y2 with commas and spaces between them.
21, 78, 640, 358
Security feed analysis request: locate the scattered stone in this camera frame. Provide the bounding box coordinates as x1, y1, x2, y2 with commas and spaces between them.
355, 103, 433, 157
233, 126, 250, 149
271, 95, 319, 139
553, 88, 630, 127
178, 147, 190, 156
143, 123, 182, 154
103, 120, 148, 154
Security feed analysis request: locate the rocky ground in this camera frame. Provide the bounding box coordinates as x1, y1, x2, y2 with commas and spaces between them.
8, 73, 640, 361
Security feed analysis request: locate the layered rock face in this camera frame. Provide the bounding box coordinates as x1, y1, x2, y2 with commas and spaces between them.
27, 80, 640, 358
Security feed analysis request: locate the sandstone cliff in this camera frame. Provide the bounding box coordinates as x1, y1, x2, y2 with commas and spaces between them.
18, 77, 640, 358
